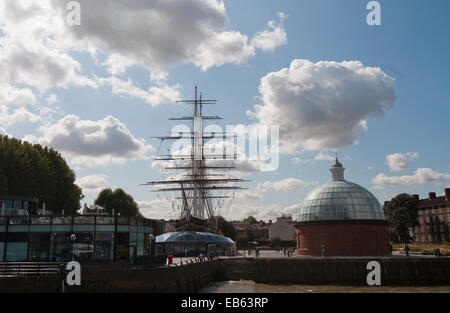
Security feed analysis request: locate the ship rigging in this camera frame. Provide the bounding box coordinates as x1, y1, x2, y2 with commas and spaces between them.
142, 87, 247, 233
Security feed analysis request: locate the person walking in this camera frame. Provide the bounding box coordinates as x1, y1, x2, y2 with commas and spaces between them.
404, 243, 410, 256
283, 248, 287, 257
320, 244, 326, 257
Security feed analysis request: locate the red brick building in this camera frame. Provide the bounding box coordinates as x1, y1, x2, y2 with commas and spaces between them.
413, 189, 450, 243
295, 159, 390, 256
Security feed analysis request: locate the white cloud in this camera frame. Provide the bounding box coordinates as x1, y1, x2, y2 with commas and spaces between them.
45, 93, 58, 105
372, 168, 450, 187
0, 127, 8, 136
224, 201, 301, 221
315, 151, 335, 161
95, 76, 181, 107
251, 18, 287, 52
0, 1, 287, 111
191, 31, 255, 71
22, 134, 38, 144
248, 59, 396, 153
234, 191, 263, 201
137, 199, 179, 220
0, 84, 36, 106
386, 152, 419, 172
38, 114, 153, 167
257, 178, 316, 193
76, 174, 111, 194
0, 105, 40, 127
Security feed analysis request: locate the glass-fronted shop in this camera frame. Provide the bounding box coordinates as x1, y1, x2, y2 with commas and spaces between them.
0, 214, 165, 262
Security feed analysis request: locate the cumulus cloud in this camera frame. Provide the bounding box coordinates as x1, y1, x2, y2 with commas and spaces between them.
257, 178, 316, 193
386, 152, 419, 172
95, 76, 181, 107
372, 168, 450, 187
137, 199, 179, 220
315, 151, 335, 161
45, 93, 58, 105
234, 191, 264, 201
0, 105, 40, 127
76, 174, 111, 193
0, 1, 287, 113
0, 84, 36, 106
251, 18, 287, 52
224, 201, 301, 221
248, 59, 396, 153
38, 114, 153, 167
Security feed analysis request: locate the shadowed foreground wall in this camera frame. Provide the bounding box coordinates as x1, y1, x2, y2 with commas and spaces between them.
0, 258, 449, 292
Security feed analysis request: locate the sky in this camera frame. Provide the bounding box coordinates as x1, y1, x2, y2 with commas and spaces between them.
1, 0, 450, 222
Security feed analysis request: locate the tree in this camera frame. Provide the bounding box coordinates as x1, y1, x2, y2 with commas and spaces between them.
0, 135, 83, 214
94, 188, 141, 216
235, 232, 248, 248
216, 215, 236, 240
243, 216, 257, 225
383, 193, 419, 243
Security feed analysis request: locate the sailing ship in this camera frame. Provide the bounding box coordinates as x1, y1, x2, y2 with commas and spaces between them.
142, 87, 247, 233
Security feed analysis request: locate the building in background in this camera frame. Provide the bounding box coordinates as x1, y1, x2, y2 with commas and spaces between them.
0, 196, 38, 216
296, 158, 390, 256
413, 189, 450, 243
268, 215, 296, 246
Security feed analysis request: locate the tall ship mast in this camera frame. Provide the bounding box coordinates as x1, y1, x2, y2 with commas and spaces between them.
142, 87, 247, 233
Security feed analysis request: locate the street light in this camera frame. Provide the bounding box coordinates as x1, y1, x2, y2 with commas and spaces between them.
70, 233, 76, 261
148, 234, 154, 257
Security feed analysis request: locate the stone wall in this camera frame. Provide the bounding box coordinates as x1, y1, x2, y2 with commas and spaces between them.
0, 257, 448, 292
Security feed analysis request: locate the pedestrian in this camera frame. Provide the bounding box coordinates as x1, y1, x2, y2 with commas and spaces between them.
321, 244, 326, 257
283, 248, 286, 257
434, 248, 441, 257
404, 244, 410, 256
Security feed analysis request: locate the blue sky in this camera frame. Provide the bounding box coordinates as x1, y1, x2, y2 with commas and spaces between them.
1, 0, 449, 221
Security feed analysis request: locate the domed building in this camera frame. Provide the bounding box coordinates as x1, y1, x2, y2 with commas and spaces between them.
296, 158, 390, 256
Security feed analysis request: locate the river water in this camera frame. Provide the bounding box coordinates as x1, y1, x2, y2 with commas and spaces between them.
199, 280, 450, 293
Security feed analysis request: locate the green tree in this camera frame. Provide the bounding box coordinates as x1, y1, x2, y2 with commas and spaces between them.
384, 193, 419, 243
235, 232, 248, 248
94, 188, 141, 216
216, 215, 236, 240
0, 135, 83, 214
243, 215, 257, 225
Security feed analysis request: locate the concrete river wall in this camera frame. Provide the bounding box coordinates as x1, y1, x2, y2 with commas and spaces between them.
0, 257, 449, 292
219, 258, 450, 286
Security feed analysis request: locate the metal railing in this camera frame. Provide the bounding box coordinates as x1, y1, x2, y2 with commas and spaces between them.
0, 262, 64, 278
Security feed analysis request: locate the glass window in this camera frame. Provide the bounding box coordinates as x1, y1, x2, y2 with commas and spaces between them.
116, 232, 129, 261
0, 242, 4, 261
50, 232, 71, 261
73, 232, 94, 262
94, 232, 114, 261
5, 232, 28, 261
29, 233, 51, 261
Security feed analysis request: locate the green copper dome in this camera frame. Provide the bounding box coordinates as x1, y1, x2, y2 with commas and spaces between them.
298, 159, 385, 222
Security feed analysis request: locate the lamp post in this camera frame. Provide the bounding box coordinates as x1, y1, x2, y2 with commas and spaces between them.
148, 234, 154, 258
70, 233, 76, 261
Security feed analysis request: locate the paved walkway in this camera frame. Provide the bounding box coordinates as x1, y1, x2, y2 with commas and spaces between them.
166, 249, 448, 266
